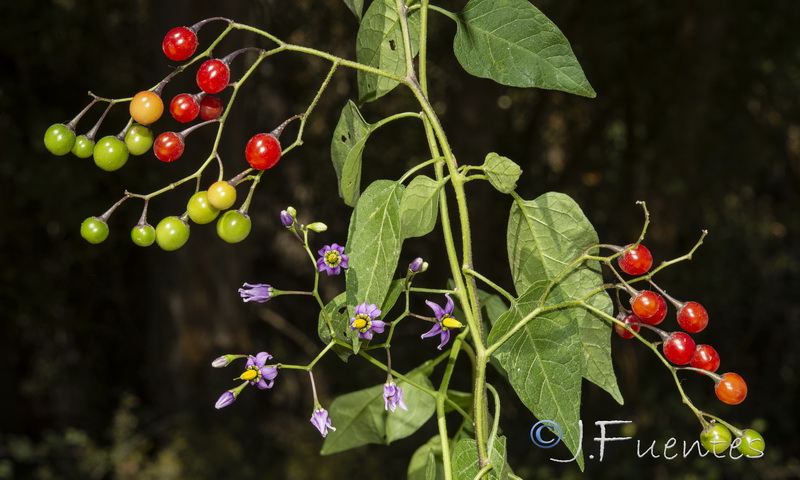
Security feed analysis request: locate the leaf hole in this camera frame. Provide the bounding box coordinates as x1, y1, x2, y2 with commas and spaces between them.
341, 135, 348, 143
389, 40, 396, 51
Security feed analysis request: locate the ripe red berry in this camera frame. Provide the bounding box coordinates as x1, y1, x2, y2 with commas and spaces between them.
631, 290, 668, 325
614, 313, 641, 339
153, 132, 185, 162
618, 244, 653, 275
690, 344, 720, 373
197, 59, 230, 94
715, 372, 747, 405
199, 95, 224, 121
170, 94, 200, 123
662, 331, 696, 365
677, 301, 709, 333
162, 27, 198, 61
245, 133, 282, 170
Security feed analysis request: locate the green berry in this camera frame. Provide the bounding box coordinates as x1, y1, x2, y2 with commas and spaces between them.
216, 210, 251, 243
93, 135, 129, 172
124, 124, 155, 156
737, 429, 765, 457
44, 123, 77, 156
80, 217, 109, 244
155, 216, 190, 251
186, 191, 220, 224
131, 223, 156, 247
72, 135, 95, 158
700, 423, 732, 454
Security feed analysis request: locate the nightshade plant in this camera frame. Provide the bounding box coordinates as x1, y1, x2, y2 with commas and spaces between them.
45, 0, 766, 477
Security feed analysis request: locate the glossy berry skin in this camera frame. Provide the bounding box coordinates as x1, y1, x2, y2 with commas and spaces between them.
155, 216, 190, 251
153, 132, 185, 162
690, 344, 720, 373
131, 224, 156, 247
614, 313, 641, 339
71, 135, 95, 158
187, 191, 220, 224
80, 217, 109, 244
715, 372, 747, 405
618, 244, 653, 275
631, 291, 668, 325
737, 429, 765, 457
700, 424, 732, 455
44, 123, 76, 156
677, 301, 709, 333
216, 210, 252, 243
93, 136, 129, 171
206, 181, 237, 210
196, 59, 230, 94
169, 94, 200, 123
199, 95, 224, 120
129, 91, 164, 125
245, 133, 282, 170
124, 124, 154, 156
662, 331, 696, 365
162, 26, 198, 61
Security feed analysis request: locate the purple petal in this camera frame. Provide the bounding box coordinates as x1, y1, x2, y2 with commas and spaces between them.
215, 391, 235, 409
421, 322, 443, 339
444, 294, 454, 316
327, 265, 341, 276
437, 329, 451, 350
255, 351, 272, 367
245, 356, 256, 368
370, 320, 386, 334
316, 257, 326, 271
358, 330, 374, 340
365, 304, 381, 318
318, 245, 329, 256
261, 366, 278, 381
331, 243, 344, 253
255, 378, 269, 389
339, 255, 349, 268
425, 299, 446, 320
354, 302, 369, 316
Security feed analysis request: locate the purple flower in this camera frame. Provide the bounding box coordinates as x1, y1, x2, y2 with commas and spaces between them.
238, 283, 273, 303
350, 302, 385, 340
421, 294, 463, 350
240, 352, 279, 390
383, 382, 408, 412
215, 391, 236, 409
310, 406, 336, 437
409, 257, 425, 273
316, 243, 349, 276
280, 210, 294, 227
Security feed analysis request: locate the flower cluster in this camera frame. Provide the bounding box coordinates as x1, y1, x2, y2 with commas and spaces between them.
213, 351, 278, 409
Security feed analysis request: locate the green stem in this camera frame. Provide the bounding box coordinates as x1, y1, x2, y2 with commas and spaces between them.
463, 267, 515, 304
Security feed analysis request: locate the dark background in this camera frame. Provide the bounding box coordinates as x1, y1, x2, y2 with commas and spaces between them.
1, 1, 798, 479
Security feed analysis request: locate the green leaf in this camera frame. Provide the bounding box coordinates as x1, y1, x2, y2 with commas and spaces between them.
444, 390, 473, 415
577, 286, 623, 405
399, 174, 441, 239
453, 0, 596, 98
343, 0, 364, 21
486, 281, 584, 470
380, 278, 406, 316
478, 288, 509, 328
407, 436, 444, 480
483, 152, 522, 194
318, 293, 354, 362
356, 0, 420, 103
331, 100, 375, 206
345, 180, 405, 343
451, 435, 511, 480
320, 373, 435, 455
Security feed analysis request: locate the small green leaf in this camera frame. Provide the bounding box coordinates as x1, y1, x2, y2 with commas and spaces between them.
453, 0, 596, 97
346, 180, 405, 331
484, 152, 522, 194
399, 174, 441, 239
451, 435, 511, 480
407, 436, 444, 480
331, 100, 375, 206
356, 0, 420, 103
320, 373, 435, 455
342, 0, 364, 21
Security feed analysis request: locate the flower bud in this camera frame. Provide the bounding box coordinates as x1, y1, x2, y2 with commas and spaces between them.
280, 210, 294, 227
409, 257, 425, 273
307, 222, 328, 233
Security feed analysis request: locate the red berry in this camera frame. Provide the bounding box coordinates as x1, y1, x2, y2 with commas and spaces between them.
690, 344, 721, 373
153, 132, 185, 162
170, 94, 200, 123
715, 372, 747, 405
662, 331, 696, 365
197, 59, 230, 94
245, 133, 282, 170
162, 27, 198, 61
199, 95, 224, 121
631, 291, 668, 325
614, 313, 641, 339
618, 244, 653, 275
677, 301, 709, 333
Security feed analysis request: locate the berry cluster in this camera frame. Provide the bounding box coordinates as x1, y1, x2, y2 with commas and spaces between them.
609, 239, 762, 456
44, 19, 294, 250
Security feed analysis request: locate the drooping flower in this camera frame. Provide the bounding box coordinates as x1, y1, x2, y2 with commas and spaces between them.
238, 283, 273, 303
350, 302, 385, 340
316, 243, 349, 276
421, 294, 463, 350
383, 382, 408, 412
239, 352, 279, 390
310, 406, 336, 437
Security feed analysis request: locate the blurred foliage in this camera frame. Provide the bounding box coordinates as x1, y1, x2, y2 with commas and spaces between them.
1, 0, 798, 479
